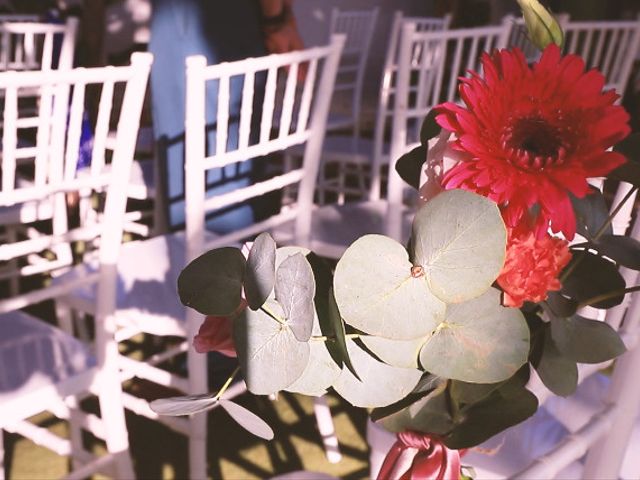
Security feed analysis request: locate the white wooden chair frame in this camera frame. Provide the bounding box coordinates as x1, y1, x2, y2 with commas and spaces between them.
316, 12, 452, 206
59, 36, 345, 480
0, 17, 78, 72
326, 6, 379, 137
0, 52, 152, 479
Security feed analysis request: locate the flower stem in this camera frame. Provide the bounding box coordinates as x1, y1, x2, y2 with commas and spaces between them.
310, 333, 361, 342
593, 186, 638, 241
261, 304, 286, 325
577, 285, 640, 309
214, 366, 240, 401
561, 185, 639, 283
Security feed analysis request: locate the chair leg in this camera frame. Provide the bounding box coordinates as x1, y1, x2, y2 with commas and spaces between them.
0, 429, 5, 480
97, 376, 135, 479
187, 341, 208, 479
312, 396, 342, 464
189, 416, 208, 480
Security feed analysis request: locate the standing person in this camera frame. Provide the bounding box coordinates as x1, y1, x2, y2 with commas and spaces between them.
149, 0, 303, 232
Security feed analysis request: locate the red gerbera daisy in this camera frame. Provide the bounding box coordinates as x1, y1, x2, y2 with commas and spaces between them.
436, 44, 630, 240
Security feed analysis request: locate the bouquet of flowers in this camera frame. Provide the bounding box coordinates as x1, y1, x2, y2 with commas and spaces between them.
152, 1, 640, 477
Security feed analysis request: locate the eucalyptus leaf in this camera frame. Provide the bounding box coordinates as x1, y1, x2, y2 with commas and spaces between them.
444, 386, 538, 449
177, 247, 246, 316
562, 252, 626, 308
233, 301, 309, 395
412, 189, 506, 304
218, 399, 274, 440
285, 337, 342, 396
326, 287, 359, 379
275, 245, 311, 269
395, 145, 427, 190
334, 234, 445, 340
275, 253, 316, 342
370, 375, 445, 422
360, 335, 425, 369
570, 189, 613, 239
333, 339, 422, 408
149, 393, 217, 416
592, 235, 640, 270
550, 315, 626, 364
379, 382, 453, 435
419, 288, 529, 384
534, 327, 578, 397
244, 232, 276, 310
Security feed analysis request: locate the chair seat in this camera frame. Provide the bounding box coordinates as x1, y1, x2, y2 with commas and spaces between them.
0, 310, 95, 406
463, 373, 640, 479
273, 200, 413, 259
60, 232, 198, 337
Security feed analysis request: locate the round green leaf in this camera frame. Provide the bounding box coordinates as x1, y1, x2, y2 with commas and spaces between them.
286, 339, 341, 396
334, 234, 445, 340
562, 252, 626, 308
412, 189, 506, 304
550, 315, 626, 364
379, 383, 453, 435
533, 326, 577, 397
233, 300, 309, 395
177, 247, 246, 316
360, 335, 425, 369
275, 253, 316, 342
419, 288, 529, 383
333, 339, 423, 408
244, 233, 276, 310
275, 246, 310, 269
218, 400, 274, 440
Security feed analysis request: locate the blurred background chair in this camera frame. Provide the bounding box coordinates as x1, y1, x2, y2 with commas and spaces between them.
58, 36, 345, 479
315, 11, 452, 206
276, 22, 510, 259
0, 51, 152, 479
0, 17, 77, 72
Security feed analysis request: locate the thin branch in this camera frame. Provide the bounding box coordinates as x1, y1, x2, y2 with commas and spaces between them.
214, 367, 240, 401
577, 285, 640, 309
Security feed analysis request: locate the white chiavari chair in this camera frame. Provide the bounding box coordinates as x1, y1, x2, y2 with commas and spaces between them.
58, 36, 345, 479
315, 12, 452, 206
276, 23, 510, 259
325, 6, 379, 136
0, 51, 152, 479
0, 17, 77, 72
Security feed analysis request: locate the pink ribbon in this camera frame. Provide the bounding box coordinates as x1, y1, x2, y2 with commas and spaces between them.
376, 431, 462, 480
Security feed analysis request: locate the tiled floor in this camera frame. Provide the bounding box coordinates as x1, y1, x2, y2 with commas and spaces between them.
6, 391, 370, 479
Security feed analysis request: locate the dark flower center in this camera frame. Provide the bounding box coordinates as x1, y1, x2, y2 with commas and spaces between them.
502, 116, 567, 170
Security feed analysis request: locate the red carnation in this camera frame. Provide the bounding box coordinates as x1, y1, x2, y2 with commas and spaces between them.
497, 230, 571, 308
193, 300, 247, 357
436, 44, 630, 240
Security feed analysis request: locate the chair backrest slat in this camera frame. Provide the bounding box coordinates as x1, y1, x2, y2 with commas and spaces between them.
327, 7, 379, 135
184, 36, 344, 261
0, 53, 152, 299
0, 18, 77, 72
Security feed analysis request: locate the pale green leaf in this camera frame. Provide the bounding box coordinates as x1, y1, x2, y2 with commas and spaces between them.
419, 288, 529, 383
333, 339, 423, 408
334, 234, 445, 340
412, 189, 506, 304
